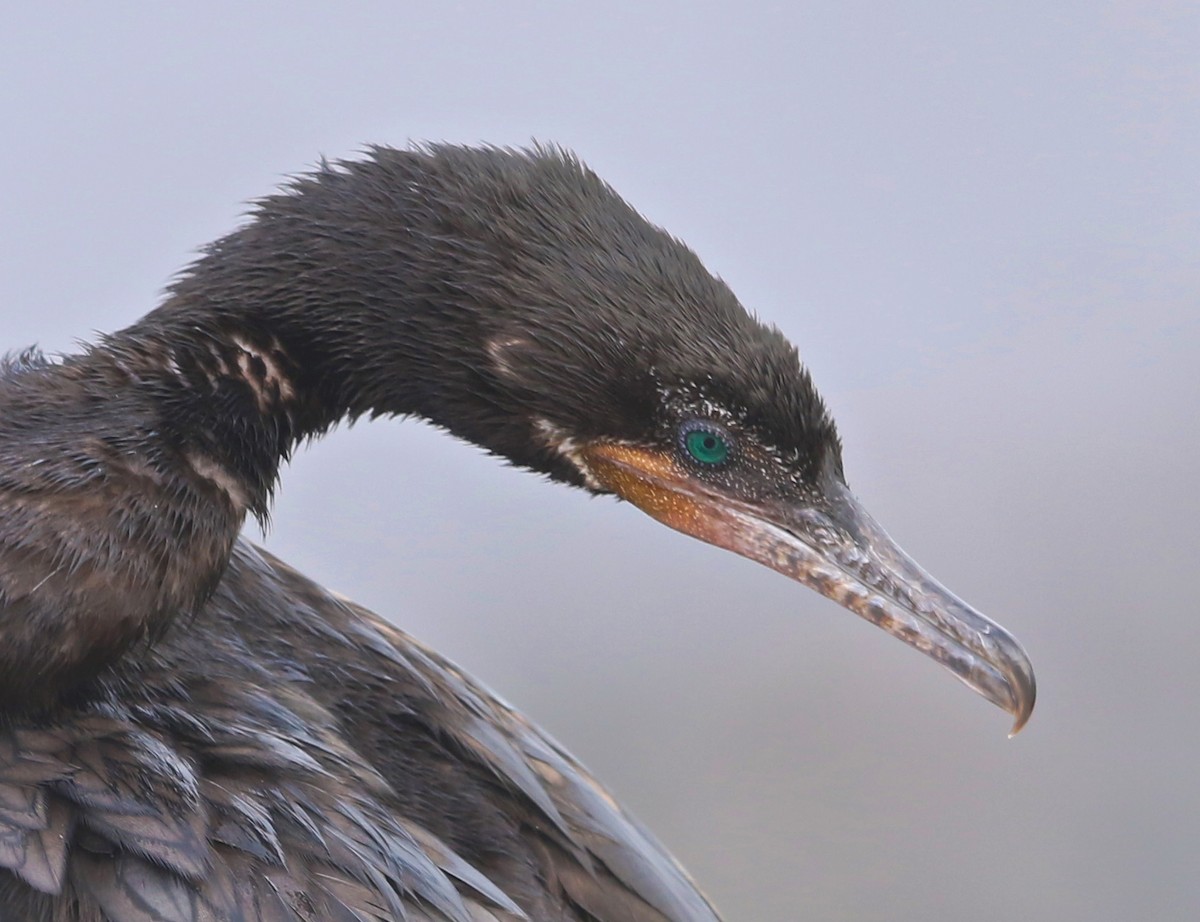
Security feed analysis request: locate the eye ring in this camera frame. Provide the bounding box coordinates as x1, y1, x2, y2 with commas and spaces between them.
679, 420, 733, 466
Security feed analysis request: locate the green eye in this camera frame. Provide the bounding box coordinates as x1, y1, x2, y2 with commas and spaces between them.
684, 427, 731, 466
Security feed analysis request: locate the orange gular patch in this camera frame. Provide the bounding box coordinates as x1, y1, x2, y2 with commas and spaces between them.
579, 442, 735, 546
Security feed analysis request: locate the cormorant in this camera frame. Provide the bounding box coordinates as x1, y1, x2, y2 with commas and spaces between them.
0, 144, 1034, 921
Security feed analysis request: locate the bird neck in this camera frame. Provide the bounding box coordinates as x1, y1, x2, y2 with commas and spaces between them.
110, 311, 385, 522
110, 229, 496, 521
1, 222, 499, 710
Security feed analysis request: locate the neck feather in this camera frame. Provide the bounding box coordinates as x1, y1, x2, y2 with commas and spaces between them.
0, 209, 500, 709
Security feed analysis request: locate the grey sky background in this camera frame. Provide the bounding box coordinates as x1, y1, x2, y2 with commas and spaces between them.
2, 4, 1197, 919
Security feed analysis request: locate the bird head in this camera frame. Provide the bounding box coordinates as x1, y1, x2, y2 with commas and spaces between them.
437, 145, 1036, 733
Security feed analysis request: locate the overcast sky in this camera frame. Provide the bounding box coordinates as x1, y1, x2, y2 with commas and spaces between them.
2, 4, 1198, 919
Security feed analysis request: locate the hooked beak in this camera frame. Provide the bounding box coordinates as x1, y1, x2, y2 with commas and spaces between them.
581, 442, 1035, 734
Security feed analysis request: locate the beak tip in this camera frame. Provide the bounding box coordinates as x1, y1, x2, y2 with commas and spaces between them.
1006, 676, 1037, 738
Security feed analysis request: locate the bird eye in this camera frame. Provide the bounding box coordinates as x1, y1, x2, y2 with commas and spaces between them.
681, 423, 732, 466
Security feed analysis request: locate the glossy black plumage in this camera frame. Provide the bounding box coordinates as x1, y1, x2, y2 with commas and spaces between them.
0, 144, 1033, 920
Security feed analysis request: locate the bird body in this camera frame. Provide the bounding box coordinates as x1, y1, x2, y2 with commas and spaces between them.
0, 145, 1033, 920
0, 535, 715, 920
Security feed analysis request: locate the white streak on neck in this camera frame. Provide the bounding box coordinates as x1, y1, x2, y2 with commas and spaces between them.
534, 418, 602, 489
230, 333, 296, 411
186, 451, 250, 512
